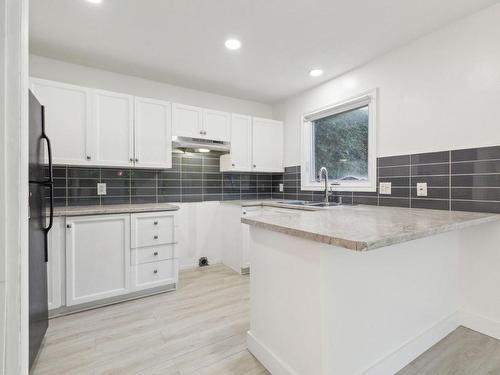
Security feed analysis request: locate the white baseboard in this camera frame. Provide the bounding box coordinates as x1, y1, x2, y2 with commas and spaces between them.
247, 331, 300, 375
179, 260, 222, 271
459, 310, 500, 341
360, 312, 460, 375
248, 314, 460, 375
247, 311, 500, 375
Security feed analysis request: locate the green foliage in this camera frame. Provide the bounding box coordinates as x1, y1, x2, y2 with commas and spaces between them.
313, 106, 369, 181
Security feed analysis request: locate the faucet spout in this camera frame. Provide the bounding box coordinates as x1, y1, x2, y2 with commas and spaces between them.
319, 167, 329, 203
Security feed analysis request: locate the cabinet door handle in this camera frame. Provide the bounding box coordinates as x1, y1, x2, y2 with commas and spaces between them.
253, 164, 256, 168
86, 156, 91, 160
153, 269, 158, 274
153, 251, 158, 256
154, 235, 158, 239
129, 158, 134, 162
232, 163, 235, 167
135, 158, 139, 162
66, 224, 72, 229
153, 221, 158, 225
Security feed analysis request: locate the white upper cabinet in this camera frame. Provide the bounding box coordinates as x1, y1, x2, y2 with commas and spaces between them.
252, 117, 284, 172
134, 97, 172, 169
172, 103, 230, 141
203, 109, 231, 142
172, 103, 203, 138
93, 90, 135, 167
30, 79, 92, 165
220, 114, 252, 172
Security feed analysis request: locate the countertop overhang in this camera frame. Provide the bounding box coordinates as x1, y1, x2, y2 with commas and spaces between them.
50, 203, 180, 217
241, 204, 500, 251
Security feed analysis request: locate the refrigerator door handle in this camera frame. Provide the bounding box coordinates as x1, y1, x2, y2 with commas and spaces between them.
41, 106, 53, 262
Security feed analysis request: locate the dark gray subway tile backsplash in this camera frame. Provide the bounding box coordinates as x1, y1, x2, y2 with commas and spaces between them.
48, 144, 500, 214
47, 152, 281, 206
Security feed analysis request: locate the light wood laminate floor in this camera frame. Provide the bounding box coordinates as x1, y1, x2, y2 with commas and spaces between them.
398, 326, 500, 374
32, 264, 500, 375
31, 264, 269, 375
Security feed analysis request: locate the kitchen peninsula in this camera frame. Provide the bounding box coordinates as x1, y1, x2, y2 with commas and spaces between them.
242, 205, 500, 375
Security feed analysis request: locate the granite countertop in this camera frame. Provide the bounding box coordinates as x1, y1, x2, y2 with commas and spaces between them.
241, 204, 500, 251
221, 199, 318, 211
51, 203, 180, 217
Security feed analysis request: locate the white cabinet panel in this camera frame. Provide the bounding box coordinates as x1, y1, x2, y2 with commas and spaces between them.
65, 215, 130, 306
30, 79, 92, 165
132, 259, 178, 291
172, 103, 203, 138
47, 217, 65, 310
252, 117, 284, 172
203, 109, 230, 142
220, 114, 252, 172
93, 90, 134, 167
131, 244, 175, 265
131, 212, 176, 248
135, 97, 172, 169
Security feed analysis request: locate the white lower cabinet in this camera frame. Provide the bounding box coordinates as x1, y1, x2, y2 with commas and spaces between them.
131, 211, 178, 291
54, 211, 179, 311
132, 259, 178, 291
65, 214, 131, 306
47, 217, 65, 310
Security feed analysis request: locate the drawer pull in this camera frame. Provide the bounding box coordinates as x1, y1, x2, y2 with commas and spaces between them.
154, 235, 158, 240
153, 269, 158, 274
153, 251, 158, 256
154, 221, 158, 225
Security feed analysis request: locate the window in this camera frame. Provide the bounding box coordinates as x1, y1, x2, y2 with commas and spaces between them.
301, 90, 377, 192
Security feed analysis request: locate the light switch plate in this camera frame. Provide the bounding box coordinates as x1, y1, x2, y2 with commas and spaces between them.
97, 183, 107, 195
379, 182, 392, 195
417, 182, 428, 197
279, 183, 284, 192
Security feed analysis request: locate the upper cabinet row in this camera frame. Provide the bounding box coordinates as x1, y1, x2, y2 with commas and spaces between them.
30, 78, 283, 172
31, 78, 172, 168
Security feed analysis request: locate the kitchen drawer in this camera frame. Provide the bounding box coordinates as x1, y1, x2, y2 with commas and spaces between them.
131, 244, 175, 265
132, 259, 178, 290
131, 213, 176, 248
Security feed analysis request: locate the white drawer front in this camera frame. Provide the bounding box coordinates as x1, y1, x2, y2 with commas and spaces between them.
132, 214, 175, 248
133, 259, 178, 290
132, 244, 175, 265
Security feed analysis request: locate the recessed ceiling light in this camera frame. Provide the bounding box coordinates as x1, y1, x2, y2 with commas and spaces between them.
309, 69, 324, 77
87, 0, 102, 4
197, 148, 211, 153
225, 39, 242, 50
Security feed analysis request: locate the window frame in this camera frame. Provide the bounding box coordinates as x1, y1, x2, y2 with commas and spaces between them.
301, 89, 377, 192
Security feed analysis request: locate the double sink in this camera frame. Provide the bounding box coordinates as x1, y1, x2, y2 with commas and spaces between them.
277, 200, 343, 208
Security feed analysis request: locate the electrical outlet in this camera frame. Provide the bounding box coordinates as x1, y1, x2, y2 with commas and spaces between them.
379, 182, 392, 195
417, 182, 428, 197
279, 183, 284, 192
97, 183, 107, 196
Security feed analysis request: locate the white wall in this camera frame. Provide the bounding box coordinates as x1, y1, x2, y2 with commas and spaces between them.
1, 0, 30, 374
30, 54, 273, 118
175, 202, 225, 270
273, 3, 500, 166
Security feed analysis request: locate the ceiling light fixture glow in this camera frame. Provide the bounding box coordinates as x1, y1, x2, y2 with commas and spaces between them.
309, 69, 324, 77
225, 39, 242, 50
197, 148, 211, 153
87, 0, 103, 4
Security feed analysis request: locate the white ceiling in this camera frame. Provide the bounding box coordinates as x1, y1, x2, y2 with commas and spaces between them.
30, 0, 498, 103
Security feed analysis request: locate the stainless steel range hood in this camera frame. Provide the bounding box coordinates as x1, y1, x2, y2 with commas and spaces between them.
172, 136, 230, 152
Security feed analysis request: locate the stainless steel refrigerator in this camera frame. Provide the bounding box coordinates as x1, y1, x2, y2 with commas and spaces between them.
28, 91, 54, 369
